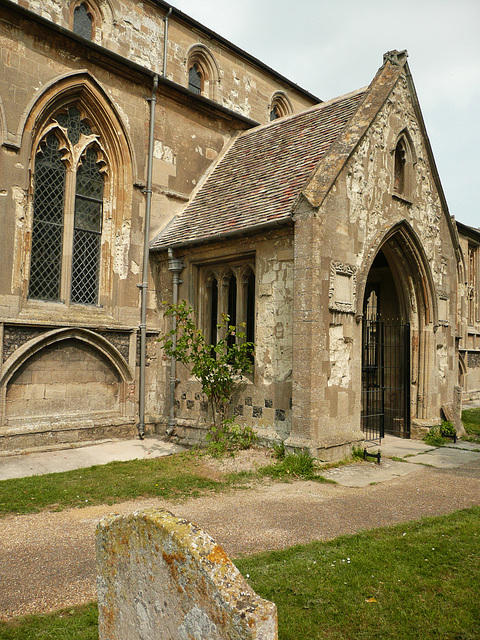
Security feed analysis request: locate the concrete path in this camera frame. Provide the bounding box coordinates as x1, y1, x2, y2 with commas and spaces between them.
0, 437, 186, 480
321, 435, 480, 486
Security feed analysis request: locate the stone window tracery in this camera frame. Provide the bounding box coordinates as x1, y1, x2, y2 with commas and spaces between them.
29, 106, 107, 306
199, 262, 255, 351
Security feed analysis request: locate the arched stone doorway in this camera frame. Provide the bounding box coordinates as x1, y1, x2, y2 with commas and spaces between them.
362, 248, 410, 440
360, 224, 436, 441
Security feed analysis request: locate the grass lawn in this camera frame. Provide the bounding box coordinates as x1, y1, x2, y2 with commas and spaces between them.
0, 449, 333, 517
0, 454, 251, 516
1, 507, 479, 639
462, 407, 480, 439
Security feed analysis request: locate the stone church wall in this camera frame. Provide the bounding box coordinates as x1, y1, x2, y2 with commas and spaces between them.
2, 0, 295, 450
155, 228, 294, 446
289, 68, 459, 457
8, 0, 316, 124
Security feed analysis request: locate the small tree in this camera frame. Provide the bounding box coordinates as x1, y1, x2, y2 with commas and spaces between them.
159, 301, 255, 435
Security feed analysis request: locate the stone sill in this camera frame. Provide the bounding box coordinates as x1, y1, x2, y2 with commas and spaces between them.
392, 192, 413, 205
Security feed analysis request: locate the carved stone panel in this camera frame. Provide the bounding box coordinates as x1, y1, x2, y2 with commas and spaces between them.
329, 262, 357, 314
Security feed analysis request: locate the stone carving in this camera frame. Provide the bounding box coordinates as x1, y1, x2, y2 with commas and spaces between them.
95, 330, 131, 361
437, 293, 449, 326
329, 262, 357, 313
3, 325, 48, 362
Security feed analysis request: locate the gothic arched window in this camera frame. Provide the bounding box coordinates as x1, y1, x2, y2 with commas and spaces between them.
392, 131, 416, 201
29, 106, 105, 305
268, 92, 292, 122
394, 138, 407, 194
186, 45, 220, 100
188, 63, 202, 95
73, 3, 93, 40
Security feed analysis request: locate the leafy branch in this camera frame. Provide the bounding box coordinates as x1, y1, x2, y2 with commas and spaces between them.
159, 301, 255, 432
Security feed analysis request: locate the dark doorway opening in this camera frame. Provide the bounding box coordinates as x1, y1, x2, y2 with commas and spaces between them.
361, 250, 411, 442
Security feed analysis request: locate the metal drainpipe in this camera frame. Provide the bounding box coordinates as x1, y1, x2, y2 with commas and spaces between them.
137, 73, 159, 439
166, 248, 184, 435
163, 8, 172, 77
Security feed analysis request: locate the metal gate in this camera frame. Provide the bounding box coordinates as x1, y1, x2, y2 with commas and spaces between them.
361, 320, 410, 442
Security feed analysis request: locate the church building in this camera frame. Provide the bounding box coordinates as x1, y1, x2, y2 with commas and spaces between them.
0, 0, 478, 459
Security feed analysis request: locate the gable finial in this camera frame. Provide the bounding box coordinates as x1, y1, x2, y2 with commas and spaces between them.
383, 50, 408, 66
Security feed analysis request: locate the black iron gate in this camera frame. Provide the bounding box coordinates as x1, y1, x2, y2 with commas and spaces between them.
361, 320, 410, 442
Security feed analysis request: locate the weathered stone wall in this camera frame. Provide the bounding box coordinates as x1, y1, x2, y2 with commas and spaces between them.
155, 228, 294, 446
96, 508, 278, 640
290, 69, 459, 456
0, 1, 272, 449
456, 229, 480, 399
6, 338, 121, 422
9, 0, 316, 124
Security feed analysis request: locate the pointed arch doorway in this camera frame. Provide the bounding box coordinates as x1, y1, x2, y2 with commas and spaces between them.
361, 246, 411, 441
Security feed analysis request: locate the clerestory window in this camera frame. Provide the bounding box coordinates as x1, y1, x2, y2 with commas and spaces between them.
268, 92, 292, 122
73, 3, 93, 40
188, 63, 203, 95
186, 45, 219, 100
29, 106, 105, 305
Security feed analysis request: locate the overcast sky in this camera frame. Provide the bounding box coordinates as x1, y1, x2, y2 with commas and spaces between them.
173, 0, 479, 228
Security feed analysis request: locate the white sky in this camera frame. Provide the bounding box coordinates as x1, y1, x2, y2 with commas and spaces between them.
172, 0, 479, 228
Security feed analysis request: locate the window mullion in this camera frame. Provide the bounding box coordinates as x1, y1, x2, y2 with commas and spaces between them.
61, 169, 76, 304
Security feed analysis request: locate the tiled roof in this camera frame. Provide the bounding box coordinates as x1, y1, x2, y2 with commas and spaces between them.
151, 88, 366, 250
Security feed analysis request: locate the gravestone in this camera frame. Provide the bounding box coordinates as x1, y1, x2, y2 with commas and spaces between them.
96, 508, 277, 639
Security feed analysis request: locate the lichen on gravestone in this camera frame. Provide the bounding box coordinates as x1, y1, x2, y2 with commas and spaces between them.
96, 508, 277, 640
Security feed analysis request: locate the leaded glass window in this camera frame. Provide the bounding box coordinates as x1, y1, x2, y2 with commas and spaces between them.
56, 106, 92, 144
29, 135, 66, 301
71, 148, 104, 304
73, 3, 93, 40
201, 263, 255, 360
29, 106, 105, 306
188, 64, 202, 95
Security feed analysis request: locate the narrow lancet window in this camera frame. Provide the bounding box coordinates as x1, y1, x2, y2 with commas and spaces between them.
73, 3, 93, 40
188, 64, 202, 95
394, 138, 407, 194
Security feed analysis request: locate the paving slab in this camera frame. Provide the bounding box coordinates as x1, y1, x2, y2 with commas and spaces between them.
375, 435, 434, 458
444, 440, 480, 451
406, 447, 480, 469
321, 458, 421, 487
0, 437, 186, 480
324, 435, 480, 486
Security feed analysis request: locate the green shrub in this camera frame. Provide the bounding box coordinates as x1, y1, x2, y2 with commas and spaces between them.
440, 420, 456, 438
261, 449, 316, 479
352, 445, 365, 461
205, 418, 257, 458
273, 440, 286, 460
424, 425, 447, 446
